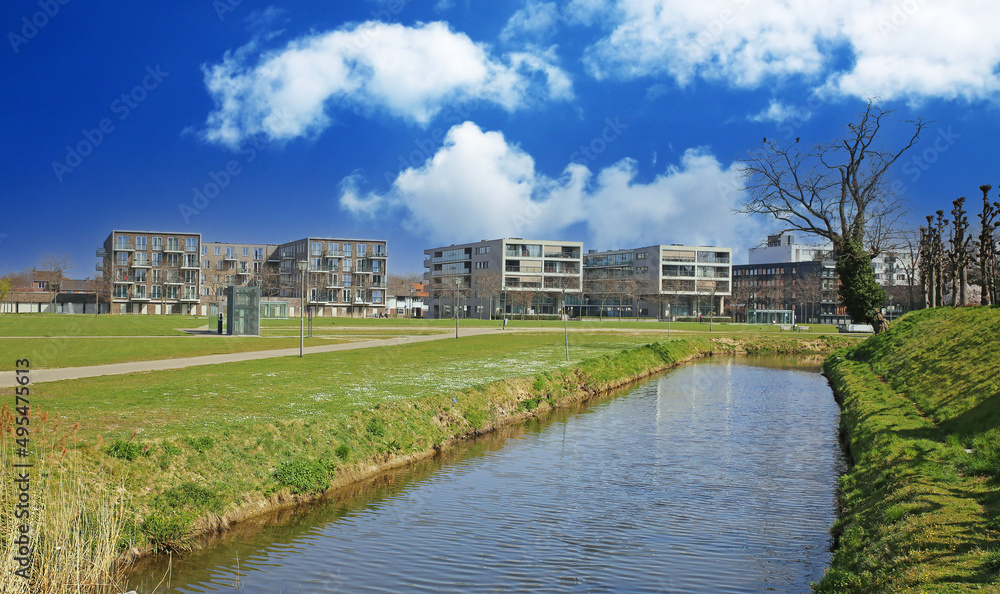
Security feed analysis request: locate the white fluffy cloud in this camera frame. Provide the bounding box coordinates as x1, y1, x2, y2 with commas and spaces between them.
202, 21, 573, 148
748, 99, 812, 125
501, 1, 561, 42
340, 121, 765, 251
579, 0, 1000, 101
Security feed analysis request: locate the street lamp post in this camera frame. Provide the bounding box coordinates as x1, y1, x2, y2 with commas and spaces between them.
562, 287, 569, 361
297, 260, 307, 357
455, 277, 461, 339
666, 303, 671, 340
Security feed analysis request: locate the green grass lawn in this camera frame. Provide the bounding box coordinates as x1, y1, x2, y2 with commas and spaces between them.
0, 336, 369, 369
28, 332, 674, 441
817, 307, 1000, 592
0, 313, 203, 336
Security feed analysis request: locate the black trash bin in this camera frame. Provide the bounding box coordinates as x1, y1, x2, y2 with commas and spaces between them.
217, 313, 224, 334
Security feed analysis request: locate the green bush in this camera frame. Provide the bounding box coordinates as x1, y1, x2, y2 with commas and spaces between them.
106, 440, 143, 461
334, 444, 351, 460
366, 418, 386, 438
156, 482, 219, 510
141, 510, 194, 553
273, 458, 330, 494
185, 436, 215, 452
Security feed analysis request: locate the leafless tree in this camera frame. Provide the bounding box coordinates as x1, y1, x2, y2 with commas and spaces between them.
255, 264, 285, 298
584, 275, 617, 319
795, 270, 825, 323
975, 185, 1000, 306
472, 269, 503, 319
739, 99, 925, 332
36, 252, 74, 313
948, 196, 973, 306
89, 274, 113, 316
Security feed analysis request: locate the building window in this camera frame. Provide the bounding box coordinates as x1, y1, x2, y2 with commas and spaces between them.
152, 269, 162, 283
135, 269, 147, 282
636, 252, 647, 259
151, 237, 163, 251
344, 259, 352, 272
166, 237, 180, 251
357, 244, 366, 257
165, 286, 178, 300
134, 285, 147, 299
114, 285, 129, 299
152, 253, 163, 267
116, 252, 129, 266
151, 285, 162, 299
185, 238, 198, 252
343, 274, 352, 287
242, 247, 249, 257
343, 244, 352, 256
136, 236, 147, 250
474, 246, 490, 255
476, 261, 490, 269
116, 235, 130, 249
204, 260, 211, 269
254, 248, 263, 260
202, 246, 208, 255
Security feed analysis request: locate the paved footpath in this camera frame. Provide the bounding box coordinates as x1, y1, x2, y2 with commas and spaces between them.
0, 327, 508, 385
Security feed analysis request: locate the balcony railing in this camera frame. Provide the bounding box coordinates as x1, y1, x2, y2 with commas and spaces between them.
115, 242, 135, 251
96, 248, 108, 257
431, 254, 470, 264
371, 251, 388, 258
544, 251, 580, 259
506, 265, 543, 273
697, 253, 731, 264
95, 263, 105, 272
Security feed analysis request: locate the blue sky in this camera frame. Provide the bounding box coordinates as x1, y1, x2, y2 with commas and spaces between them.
3, 0, 1000, 278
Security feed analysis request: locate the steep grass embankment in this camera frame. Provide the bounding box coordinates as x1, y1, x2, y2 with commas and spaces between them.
818, 307, 1000, 592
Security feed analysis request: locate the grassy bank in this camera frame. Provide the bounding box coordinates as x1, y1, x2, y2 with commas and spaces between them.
1, 332, 852, 591
817, 307, 1000, 592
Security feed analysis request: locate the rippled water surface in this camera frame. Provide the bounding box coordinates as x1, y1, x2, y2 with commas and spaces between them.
129, 356, 845, 593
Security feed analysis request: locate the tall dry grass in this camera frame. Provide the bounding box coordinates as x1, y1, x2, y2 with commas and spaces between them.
1, 405, 132, 593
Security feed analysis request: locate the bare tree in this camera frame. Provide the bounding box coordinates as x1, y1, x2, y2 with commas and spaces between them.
739, 99, 925, 332
795, 269, 825, 323
89, 274, 113, 316
584, 275, 617, 319
257, 264, 286, 298
948, 196, 973, 306
471, 269, 503, 319
36, 252, 74, 313
976, 185, 1000, 306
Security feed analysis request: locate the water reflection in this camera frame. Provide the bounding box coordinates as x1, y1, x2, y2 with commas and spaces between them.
127, 356, 844, 593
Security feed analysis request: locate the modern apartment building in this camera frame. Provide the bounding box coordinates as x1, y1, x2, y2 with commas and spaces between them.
735, 233, 919, 324
200, 241, 280, 299
583, 244, 733, 318
98, 230, 202, 315
98, 232, 388, 317
423, 238, 583, 318
275, 237, 388, 317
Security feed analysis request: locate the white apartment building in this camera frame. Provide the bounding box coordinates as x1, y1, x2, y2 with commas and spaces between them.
424, 238, 583, 318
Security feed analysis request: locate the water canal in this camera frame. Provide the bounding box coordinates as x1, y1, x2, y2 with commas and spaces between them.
127, 356, 846, 593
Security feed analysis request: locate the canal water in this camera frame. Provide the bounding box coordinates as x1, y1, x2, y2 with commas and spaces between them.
127, 356, 845, 593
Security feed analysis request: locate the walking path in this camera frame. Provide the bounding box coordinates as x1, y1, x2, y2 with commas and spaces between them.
0, 327, 505, 385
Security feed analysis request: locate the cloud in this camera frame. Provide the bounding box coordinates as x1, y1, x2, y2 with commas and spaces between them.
202, 21, 572, 148
748, 99, 812, 125
500, 1, 561, 42
579, 0, 1000, 102
339, 121, 764, 251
